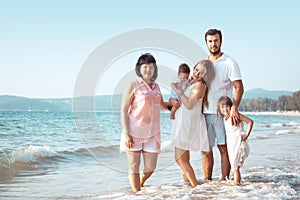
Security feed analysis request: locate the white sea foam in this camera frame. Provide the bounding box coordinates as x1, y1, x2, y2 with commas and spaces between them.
276, 129, 292, 135
95, 178, 298, 200
0, 145, 59, 168
160, 140, 173, 152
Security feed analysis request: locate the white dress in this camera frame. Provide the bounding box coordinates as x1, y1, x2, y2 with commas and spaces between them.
224, 118, 250, 170
171, 84, 209, 152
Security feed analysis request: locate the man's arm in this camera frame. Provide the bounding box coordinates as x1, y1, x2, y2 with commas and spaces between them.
230, 80, 244, 125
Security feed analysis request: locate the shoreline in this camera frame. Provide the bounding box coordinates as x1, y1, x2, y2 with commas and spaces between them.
241, 111, 300, 116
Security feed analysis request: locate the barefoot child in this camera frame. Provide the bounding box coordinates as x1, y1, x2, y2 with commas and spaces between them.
217, 96, 254, 185
169, 63, 190, 120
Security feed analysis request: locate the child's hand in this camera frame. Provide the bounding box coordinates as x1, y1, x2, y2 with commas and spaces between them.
169, 98, 180, 107
241, 134, 249, 141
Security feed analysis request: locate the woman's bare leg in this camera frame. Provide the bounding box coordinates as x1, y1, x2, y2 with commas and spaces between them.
182, 152, 190, 182
127, 151, 141, 193
140, 151, 158, 187
175, 147, 199, 187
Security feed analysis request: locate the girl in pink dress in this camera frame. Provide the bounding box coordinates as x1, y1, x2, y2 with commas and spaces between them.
217, 96, 254, 185
120, 53, 171, 193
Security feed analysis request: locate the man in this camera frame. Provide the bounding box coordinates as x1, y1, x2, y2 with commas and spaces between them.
203, 29, 244, 180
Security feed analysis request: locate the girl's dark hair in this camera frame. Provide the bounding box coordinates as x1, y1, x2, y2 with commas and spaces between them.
205, 29, 222, 42
217, 96, 233, 117
135, 53, 158, 81
178, 63, 190, 74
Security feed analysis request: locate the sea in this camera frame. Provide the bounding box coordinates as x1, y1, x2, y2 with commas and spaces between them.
0, 111, 299, 200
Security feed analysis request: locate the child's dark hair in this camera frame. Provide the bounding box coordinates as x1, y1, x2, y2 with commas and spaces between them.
178, 63, 190, 74
217, 96, 233, 117
135, 53, 158, 81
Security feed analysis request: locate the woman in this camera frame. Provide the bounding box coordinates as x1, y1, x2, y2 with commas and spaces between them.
171, 60, 215, 187
120, 53, 170, 193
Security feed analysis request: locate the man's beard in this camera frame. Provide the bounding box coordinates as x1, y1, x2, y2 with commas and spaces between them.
209, 47, 221, 55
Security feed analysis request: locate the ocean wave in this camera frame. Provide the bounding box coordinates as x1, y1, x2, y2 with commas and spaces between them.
0, 144, 124, 172
69, 145, 120, 156
266, 121, 300, 129
275, 129, 300, 135
0, 145, 59, 168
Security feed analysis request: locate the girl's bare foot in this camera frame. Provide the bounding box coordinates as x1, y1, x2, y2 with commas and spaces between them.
234, 181, 240, 186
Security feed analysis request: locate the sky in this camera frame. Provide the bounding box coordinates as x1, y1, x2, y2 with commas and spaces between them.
1, 0, 299, 98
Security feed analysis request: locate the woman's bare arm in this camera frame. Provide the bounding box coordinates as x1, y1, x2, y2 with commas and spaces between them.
176, 82, 206, 109
121, 82, 134, 148
160, 95, 172, 110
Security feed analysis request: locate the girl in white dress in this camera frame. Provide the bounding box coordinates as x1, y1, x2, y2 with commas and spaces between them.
171, 60, 215, 187
217, 96, 254, 185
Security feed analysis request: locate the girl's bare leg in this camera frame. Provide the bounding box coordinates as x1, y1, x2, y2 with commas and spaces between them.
175, 147, 199, 187
234, 167, 241, 185
127, 151, 141, 193
140, 151, 158, 187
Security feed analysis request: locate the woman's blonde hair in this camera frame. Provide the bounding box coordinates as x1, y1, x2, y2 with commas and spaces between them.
194, 60, 215, 108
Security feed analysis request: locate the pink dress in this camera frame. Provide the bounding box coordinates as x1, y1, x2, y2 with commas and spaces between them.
120, 78, 162, 151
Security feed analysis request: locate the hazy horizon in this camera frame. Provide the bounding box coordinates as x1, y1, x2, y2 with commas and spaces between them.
0, 87, 295, 100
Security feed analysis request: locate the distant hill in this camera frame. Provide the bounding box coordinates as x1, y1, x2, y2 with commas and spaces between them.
0, 95, 120, 112
0, 95, 64, 112
0, 88, 295, 112
243, 88, 293, 100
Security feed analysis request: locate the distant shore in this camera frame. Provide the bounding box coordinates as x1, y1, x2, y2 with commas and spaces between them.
241, 111, 300, 116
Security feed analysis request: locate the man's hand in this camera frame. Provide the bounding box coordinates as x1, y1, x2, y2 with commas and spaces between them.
230, 105, 240, 126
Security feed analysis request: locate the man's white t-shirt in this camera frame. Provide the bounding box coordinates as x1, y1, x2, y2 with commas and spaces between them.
204, 53, 242, 114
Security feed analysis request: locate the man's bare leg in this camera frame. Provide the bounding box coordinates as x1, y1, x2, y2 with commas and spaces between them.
202, 149, 213, 180
217, 144, 230, 180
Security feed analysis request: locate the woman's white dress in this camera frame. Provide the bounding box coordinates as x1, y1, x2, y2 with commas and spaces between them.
224, 118, 250, 170
171, 84, 209, 152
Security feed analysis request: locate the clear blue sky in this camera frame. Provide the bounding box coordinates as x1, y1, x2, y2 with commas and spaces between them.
1, 0, 299, 98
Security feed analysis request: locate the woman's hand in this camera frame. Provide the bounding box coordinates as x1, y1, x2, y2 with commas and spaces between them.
125, 134, 133, 149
